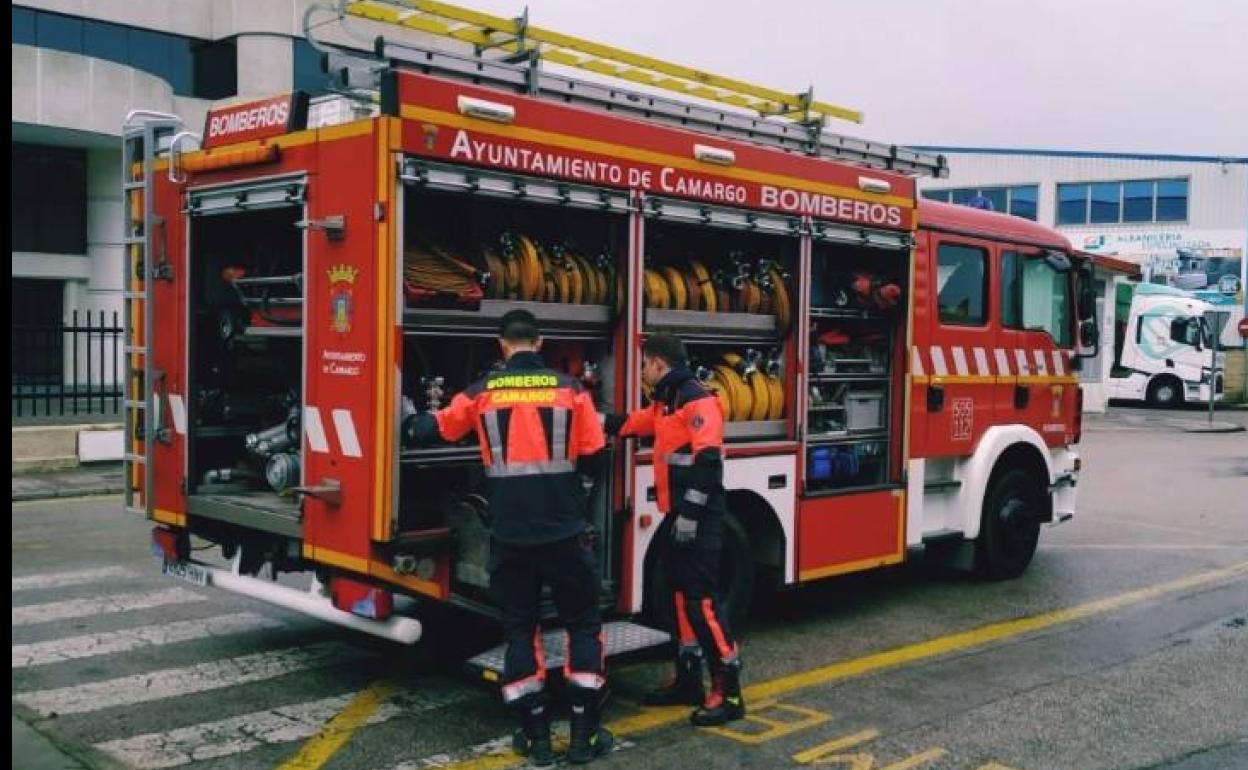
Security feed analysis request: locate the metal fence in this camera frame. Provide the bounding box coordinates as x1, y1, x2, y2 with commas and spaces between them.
11, 311, 124, 421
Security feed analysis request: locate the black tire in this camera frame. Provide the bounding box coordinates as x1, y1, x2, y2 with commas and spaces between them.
976, 468, 1044, 581
644, 513, 755, 635
1146, 376, 1184, 408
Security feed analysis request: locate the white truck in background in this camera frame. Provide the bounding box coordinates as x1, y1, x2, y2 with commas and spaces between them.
1106, 283, 1231, 407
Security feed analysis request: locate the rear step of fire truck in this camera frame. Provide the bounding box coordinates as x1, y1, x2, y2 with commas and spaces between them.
466, 622, 670, 684
313, 0, 947, 177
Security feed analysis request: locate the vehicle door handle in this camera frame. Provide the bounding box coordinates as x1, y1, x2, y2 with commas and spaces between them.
1014, 384, 1030, 409
294, 478, 342, 506
927, 385, 945, 412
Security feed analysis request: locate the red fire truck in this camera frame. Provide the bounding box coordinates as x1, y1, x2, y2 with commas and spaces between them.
124, 1, 1096, 666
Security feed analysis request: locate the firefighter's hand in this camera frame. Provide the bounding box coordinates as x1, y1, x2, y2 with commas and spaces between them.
602, 413, 626, 437
671, 515, 698, 546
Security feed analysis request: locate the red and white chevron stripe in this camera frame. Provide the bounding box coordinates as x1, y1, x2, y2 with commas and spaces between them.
303, 406, 364, 458
911, 346, 1072, 378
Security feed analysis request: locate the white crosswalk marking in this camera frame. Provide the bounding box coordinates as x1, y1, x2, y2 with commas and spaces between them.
11, 587, 204, 627
14, 641, 365, 717
12, 613, 286, 669
94, 686, 475, 769
12, 566, 137, 592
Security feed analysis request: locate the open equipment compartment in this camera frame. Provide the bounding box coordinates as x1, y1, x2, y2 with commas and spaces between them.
640, 198, 799, 442
803, 237, 909, 495
397, 168, 628, 607
184, 178, 308, 537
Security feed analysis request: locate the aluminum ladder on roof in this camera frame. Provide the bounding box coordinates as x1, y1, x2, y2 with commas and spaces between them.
121, 113, 182, 518
312, 0, 947, 177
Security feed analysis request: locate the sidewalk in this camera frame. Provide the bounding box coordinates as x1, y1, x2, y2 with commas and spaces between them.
12, 716, 91, 770
12, 463, 124, 502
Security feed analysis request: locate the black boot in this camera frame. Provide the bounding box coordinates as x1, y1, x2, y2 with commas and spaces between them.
690, 661, 745, 727
510, 694, 555, 767
643, 649, 705, 706
567, 684, 614, 765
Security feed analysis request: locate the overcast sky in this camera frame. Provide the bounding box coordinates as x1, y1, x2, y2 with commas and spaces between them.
461, 0, 1248, 156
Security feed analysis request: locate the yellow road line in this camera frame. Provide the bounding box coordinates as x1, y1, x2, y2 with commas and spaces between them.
880, 747, 949, 769
436, 560, 1248, 770
793, 728, 882, 764
750, 560, 1248, 702
276, 680, 395, 770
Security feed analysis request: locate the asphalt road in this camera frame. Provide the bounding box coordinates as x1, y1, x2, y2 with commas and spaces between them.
12, 406, 1248, 770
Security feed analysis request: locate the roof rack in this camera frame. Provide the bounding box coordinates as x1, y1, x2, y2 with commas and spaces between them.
313, 0, 947, 177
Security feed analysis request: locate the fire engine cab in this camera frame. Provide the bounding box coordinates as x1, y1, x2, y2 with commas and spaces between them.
124, 1, 1095, 667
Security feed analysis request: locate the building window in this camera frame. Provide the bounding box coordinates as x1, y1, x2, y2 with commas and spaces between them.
1089, 181, 1120, 224
1122, 180, 1154, 222
1156, 179, 1189, 221
193, 38, 238, 100
1055, 178, 1188, 225
1057, 183, 1089, 225
12, 143, 87, 255
937, 243, 988, 326
294, 39, 330, 97
35, 9, 83, 52
921, 185, 1040, 220
1008, 185, 1037, 219
11, 279, 66, 386
11, 7, 233, 99
13, 7, 36, 44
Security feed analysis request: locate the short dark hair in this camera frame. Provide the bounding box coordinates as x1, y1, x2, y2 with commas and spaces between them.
499, 309, 540, 343
642, 334, 687, 367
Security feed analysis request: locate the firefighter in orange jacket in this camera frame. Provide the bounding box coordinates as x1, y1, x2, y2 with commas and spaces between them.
604, 334, 745, 726
403, 309, 612, 766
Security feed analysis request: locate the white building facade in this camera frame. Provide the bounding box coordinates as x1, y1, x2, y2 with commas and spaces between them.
11, 2, 452, 419
914, 148, 1248, 409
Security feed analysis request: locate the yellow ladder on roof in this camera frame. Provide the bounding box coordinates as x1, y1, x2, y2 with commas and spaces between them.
343, 0, 863, 125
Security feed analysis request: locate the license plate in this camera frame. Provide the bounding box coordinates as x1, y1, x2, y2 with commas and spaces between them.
162, 560, 209, 587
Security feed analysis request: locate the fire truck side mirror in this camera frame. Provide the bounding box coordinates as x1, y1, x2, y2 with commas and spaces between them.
1077, 279, 1096, 320
1079, 319, 1098, 349
1074, 263, 1099, 359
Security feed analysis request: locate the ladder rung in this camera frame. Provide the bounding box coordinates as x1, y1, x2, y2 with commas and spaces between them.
123, 291, 147, 300
123, 237, 146, 245
125, 400, 147, 409
124, 454, 147, 464
123, 506, 147, 516
123, 182, 145, 191
124, 346, 147, 355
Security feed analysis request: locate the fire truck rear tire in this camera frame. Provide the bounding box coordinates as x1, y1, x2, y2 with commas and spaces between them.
645, 513, 754, 634
976, 468, 1043, 581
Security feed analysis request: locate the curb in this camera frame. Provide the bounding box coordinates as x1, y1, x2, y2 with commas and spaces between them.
12, 485, 125, 502
1174, 421, 1248, 434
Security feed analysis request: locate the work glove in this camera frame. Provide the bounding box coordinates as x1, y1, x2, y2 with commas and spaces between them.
602, 413, 626, 437
671, 514, 698, 546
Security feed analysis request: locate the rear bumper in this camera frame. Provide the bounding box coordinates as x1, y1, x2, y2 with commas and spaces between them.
182, 556, 423, 644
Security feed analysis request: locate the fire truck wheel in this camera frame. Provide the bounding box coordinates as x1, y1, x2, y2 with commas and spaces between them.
1146, 375, 1184, 408
976, 468, 1043, 580
644, 513, 755, 633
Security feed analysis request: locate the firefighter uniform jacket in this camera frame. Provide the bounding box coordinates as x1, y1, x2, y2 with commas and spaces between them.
406, 352, 606, 546
617, 365, 726, 548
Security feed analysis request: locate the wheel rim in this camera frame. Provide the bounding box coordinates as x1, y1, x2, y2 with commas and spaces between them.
1157, 384, 1176, 403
